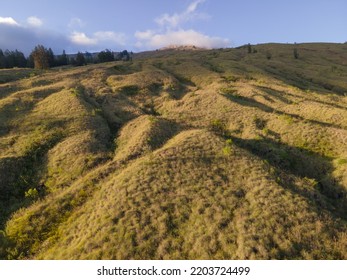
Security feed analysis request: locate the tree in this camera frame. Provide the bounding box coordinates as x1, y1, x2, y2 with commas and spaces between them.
98, 49, 114, 63
57, 50, 68, 66
14, 50, 27, 67
31, 45, 50, 69
4, 50, 15, 68
47, 48, 55, 67
0, 49, 6, 68
293, 43, 299, 59
115, 50, 130, 61
293, 42, 299, 59
75, 52, 86, 66
70, 57, 76, 66
0, 49, 26, 68
84, 52, 94, 64
27, 54, 35, 68
247, 43, 252, 54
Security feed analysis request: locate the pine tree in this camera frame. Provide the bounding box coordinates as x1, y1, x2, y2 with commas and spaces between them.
4, 50, 14, 68
61, 50, 68, 65
0, 49, 6, 68
98, 49, 114, 63
14, 50, 27, 67
47, 48, 55, 67
57, 50, 68, 66
75, 52, 86, 66
27, 54, 34, 68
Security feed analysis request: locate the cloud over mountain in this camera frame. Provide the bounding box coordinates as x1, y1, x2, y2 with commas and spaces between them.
135, 29, 229, 49
155, 0, 209, 28
135, 0, 229, 50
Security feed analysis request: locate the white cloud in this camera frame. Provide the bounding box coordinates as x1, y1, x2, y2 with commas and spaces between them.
70, 32, 97, 45
94, 31, 126, 45
155, 0, 208, 28
135, 29, 229, 49
187, 0, 205, 13
68, 17, 86, 29
135, 0, 229, 50
27, 16, 43, 27
0, 17, 19, 26
70, 31, 126, 47
134, 30, 155, 40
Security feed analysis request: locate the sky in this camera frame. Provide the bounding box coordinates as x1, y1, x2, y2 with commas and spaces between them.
0, 0, 346, 55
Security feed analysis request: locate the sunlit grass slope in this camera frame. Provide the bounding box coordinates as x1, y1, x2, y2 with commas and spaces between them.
1, 43, 347, 259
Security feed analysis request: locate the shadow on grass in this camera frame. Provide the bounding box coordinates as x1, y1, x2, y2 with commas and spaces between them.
231, 136, 347, 221
223, 93, 346, 130
261, 65, 347, 96
257, 85, 347, 110
222, 93, 274, 112
152, 64, 196, 99
0, 85, 20, 99
256, 86, 293, 104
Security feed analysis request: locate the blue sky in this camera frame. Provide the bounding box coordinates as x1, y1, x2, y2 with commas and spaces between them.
0, 0, 346, 55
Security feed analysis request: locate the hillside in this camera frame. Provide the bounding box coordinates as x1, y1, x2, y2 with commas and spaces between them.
0, 43, 347, 260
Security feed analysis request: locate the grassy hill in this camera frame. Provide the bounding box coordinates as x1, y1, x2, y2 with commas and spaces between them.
0, 43, 347, 259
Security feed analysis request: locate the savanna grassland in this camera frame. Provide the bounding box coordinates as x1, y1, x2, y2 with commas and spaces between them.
0, 43, 347, 259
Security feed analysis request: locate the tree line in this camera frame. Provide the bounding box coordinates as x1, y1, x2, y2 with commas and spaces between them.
0, 45, 132, 70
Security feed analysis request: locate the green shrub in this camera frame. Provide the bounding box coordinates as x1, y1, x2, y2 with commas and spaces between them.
25, 188, 38, 199
336, 158, 347, 165
223, 139, 233, 156
209, 119, 229, 137
70, 85, 85, 96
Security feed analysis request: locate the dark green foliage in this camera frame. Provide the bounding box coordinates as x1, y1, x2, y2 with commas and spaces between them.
75, 52, 86, 66
84, 52, 94, 64
47, 48, 55, 67
247, 43, 252, 54
0, 49, 27, 69
98, 49, 114, 63
209, 119, 229, 137
0, 49, 5, 68
26, 55, 34, 68
56, 50, 68, 66
115, 50, 130, 61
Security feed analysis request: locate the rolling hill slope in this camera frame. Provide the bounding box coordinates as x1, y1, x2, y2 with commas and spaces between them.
0, 43, 347, 259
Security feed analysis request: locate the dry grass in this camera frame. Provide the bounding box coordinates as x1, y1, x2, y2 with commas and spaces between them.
1, 43, 347, 259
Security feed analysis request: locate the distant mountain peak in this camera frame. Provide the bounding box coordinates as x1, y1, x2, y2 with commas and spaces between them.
159, 45, 206, 51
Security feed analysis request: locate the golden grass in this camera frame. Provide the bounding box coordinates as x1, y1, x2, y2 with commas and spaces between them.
1, 43, 347, 259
